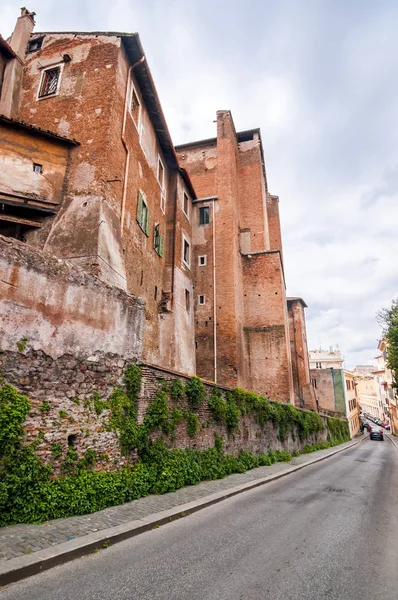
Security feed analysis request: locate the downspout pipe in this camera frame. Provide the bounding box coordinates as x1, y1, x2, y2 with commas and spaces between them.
212, 202, 217, 383
120, 54, 146, 235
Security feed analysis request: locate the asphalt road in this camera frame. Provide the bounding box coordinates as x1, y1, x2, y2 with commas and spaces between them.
3, 438, 398, 600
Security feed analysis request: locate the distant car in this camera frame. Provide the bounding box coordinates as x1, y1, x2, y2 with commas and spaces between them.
383, 423, 391, 430
366, 425, 372, 432
376, 420, 382, 426
370, 429, 384, 441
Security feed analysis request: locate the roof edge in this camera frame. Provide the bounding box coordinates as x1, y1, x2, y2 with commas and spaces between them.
287, 296, 308, 308
0, 114, 80, 145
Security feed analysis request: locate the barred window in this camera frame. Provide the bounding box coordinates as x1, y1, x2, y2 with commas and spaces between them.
38, 66, 60, 98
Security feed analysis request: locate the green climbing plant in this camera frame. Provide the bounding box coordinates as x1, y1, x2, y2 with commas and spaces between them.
185, 376, 206, 409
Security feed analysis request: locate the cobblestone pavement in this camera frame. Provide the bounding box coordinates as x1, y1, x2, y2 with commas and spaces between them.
0, 440, 356, 562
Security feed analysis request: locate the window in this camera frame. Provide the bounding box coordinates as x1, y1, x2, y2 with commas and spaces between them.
38, 66, 61, 98
198, 295, 205, 305
198, 255, 207, 266
316, 362, 322, 369
183, 192, 189, 218
199, 206, 210, 225
28, 37, 43, 53
154, 286, 158, 301
130, 86, 140, 127
136, 190, 150, 235
160, 193, 166, 214
33, 163, 42, 174
185, 289, 190, 311
346, 380, 351, 391
157, 157, 165, 190
153, 223, 164, 257
311, 378, 317, 389
182, 236, 190, 267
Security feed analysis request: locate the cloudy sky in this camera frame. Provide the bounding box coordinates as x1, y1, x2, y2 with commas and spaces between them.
2, 0, 398, 368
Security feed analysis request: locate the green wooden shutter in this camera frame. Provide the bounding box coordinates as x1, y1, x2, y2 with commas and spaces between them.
145, 206, 150, 236
136, 191, 143, 225
159, 233, 164, 257
154, 224, 159, 252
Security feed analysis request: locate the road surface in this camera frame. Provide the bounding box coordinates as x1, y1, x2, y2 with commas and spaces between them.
3, 438, 398, 600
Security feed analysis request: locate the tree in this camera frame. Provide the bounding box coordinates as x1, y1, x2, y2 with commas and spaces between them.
378, 298, 398, 388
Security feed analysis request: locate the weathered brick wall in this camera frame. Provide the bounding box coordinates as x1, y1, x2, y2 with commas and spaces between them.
16, 34, 196, 376
288, 299, 317, 410
1, 349, 132, 472
242, 251, 294, 402
1, 357, 333, 475
139, 363, 322, 455
310, 369, 336, 412
238, 136, 269, 252
176, 113, 296, 404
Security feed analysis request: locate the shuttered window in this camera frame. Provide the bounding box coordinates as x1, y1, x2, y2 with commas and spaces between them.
136, 190, 150, 236
154, 224, 164, 257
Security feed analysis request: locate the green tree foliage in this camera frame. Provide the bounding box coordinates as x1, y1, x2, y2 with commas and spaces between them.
378, 299, 398, 389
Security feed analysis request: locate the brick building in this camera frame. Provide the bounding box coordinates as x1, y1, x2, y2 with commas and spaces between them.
0, 9, 315, 407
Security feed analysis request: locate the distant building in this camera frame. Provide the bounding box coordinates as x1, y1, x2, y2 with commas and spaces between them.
372, 339, 396, 431
344, 370, 360, 438
353, 365, 376, 376
355, 375, 382, 420
310, 361, 360, 438
309, 348, 344, 370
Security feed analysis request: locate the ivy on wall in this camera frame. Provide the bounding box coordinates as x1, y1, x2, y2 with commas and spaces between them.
0, 369, 350, 526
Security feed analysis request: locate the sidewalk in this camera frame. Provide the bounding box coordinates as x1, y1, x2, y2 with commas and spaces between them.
0, 439, 359, 561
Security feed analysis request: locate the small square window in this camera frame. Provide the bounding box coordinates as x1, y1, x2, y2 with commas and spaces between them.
198, 295, 205, 305
28, 37, 43, 53
183, 192, 189, 217
185, 289, 190, 311
198, 255, 207, 267
130, 86, 140, 127
38, 66, 61, 98
33, 163, 42, 174
182, 237, 190, 267
199, 206, 210, 225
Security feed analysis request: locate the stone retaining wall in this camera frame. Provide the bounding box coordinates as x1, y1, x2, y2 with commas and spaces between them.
0, 353, 339, 474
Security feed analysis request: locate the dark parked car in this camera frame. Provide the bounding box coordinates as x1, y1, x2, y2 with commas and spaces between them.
370, 429, 384, 441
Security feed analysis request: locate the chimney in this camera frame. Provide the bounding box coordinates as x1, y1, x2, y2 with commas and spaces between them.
0, 7, 36, 118
9, 7, 36, 59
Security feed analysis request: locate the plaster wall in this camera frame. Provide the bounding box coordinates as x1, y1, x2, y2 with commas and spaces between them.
0, 235, 144, 361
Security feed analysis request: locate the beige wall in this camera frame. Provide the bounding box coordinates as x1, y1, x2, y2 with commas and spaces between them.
356, 376, 383, 420
309, 349, 344, 370
0, 124, 71, 207
344, 371, 360, 438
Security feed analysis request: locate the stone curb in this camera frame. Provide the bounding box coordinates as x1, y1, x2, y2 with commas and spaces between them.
0, 438, 363, 588
386, 433, 398, 448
